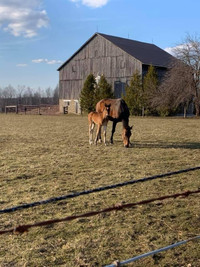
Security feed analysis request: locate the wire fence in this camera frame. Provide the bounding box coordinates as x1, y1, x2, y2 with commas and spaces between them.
1, 166, 200, 265
0, 189, 199, 235
1, 166, 200, 214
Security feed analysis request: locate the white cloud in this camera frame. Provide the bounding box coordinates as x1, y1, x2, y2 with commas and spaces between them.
69, 0, 109, 8
16, 63, 27, 67
0, 0, 49, 38
32, 58, 46, 63
165, 47, 175, 55
165, 44, 190, 56
46, 59, 63, 65
32, 58, 63, 64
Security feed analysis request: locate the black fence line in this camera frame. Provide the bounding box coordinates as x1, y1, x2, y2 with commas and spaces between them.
0, 166, 200, 214
0, 189, 199, 235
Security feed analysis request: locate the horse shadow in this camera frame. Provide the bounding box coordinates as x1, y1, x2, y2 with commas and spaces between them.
131, 141, 200, 150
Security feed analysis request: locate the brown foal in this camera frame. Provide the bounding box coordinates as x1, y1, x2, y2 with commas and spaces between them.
88, 104, 111, 145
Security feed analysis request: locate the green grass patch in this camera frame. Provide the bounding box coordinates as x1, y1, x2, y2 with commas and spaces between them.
0, 114, 199, 266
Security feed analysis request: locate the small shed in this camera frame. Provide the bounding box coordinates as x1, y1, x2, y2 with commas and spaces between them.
57, 33, 175, 114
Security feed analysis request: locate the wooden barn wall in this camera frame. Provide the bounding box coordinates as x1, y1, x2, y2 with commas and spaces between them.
59, 35, 142, 99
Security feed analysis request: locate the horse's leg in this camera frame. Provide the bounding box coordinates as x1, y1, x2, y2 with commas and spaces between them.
110, 120, 117, 144
95, 124, 101, 145
98, 127, 102, 143
89, 122, 95, 145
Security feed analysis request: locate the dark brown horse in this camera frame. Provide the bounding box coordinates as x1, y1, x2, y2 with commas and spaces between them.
88, 104, 111, 145
96, 98, 132, 147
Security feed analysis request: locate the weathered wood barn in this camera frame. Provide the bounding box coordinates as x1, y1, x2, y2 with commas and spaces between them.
57, 33, 175, 114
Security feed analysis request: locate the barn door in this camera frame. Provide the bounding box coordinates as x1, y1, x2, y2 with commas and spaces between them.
114, 81, 126, 98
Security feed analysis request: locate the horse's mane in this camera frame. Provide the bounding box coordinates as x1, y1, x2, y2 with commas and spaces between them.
120, 99, 130, 117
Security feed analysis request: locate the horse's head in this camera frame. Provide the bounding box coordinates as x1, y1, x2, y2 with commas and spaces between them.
122, 125, 132, 148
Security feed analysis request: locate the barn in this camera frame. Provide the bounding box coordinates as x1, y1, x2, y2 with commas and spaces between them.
57, 33, 175, 114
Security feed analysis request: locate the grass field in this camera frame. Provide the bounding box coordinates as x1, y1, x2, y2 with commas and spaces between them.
0, 114, 199, 267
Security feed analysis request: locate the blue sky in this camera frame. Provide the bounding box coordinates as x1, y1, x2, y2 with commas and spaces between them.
1, 0, 200, 91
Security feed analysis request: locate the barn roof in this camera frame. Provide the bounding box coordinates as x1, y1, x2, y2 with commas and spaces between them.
99, 33, 175, 68
57, 33, 175, 71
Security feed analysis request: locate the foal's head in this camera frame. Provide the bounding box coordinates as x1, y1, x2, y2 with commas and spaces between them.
122, 125, 132, 148
103, 103, 111, 118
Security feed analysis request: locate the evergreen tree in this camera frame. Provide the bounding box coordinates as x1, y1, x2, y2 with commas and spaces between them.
124, 71, 143, 115
80, 74, 96, 113
143, 65, 159, 115
94, 75, 114, 104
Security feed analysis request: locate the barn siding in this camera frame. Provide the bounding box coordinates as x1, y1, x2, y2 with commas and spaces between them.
59, 34, 142, 100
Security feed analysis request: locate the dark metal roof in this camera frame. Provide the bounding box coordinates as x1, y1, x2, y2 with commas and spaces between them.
57, 33, 175, 71
99, 33, 175, 68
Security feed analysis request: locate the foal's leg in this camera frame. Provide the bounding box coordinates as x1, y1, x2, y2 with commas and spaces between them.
110, 120, 117, 144
95, 124, 101, 145
89, 122, 95, 145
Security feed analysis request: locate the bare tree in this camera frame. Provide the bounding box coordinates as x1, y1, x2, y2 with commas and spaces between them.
45, 87, 53, 98
17, 85, 26, 104
153, 60, 194, 117
53, 84, 59, 104
23, 87, 33, 105
153, 35, 200, 116
173, 34, 200, 116
1, 85, 16, 99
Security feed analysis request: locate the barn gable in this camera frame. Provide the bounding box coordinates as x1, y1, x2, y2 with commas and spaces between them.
58, 33, 175, 113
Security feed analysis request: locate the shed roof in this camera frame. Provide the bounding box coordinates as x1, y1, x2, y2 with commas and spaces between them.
57, 33, 175, 71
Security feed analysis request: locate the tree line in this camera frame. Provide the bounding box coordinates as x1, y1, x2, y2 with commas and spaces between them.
80, 34, 200, 117
0, 85, 59, 111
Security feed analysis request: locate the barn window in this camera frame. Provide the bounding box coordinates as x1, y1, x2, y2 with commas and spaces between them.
72, 65, 76, 72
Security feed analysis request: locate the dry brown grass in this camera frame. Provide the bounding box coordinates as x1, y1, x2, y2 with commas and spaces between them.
0, 114, 200, 266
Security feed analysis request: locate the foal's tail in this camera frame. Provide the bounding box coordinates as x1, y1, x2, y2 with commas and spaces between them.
88, 112, 93, 123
